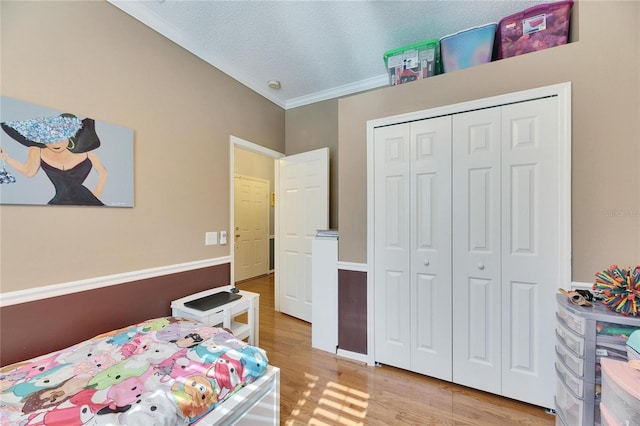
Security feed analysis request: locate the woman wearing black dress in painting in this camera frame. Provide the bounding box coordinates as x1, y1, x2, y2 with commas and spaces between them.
0, 114, 107, 206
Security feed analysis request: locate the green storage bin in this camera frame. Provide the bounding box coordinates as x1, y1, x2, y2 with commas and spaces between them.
383, 39, 440, 86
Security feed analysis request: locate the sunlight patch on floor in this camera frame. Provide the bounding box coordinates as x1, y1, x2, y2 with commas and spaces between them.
312, 379, 369, 425
286, 372, 370, 426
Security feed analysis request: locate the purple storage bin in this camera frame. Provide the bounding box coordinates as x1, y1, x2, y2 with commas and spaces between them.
498, 0, 573, 59
439, 23, 497, 73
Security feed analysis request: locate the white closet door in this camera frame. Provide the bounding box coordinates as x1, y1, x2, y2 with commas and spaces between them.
374, 123, 411, 369
409, 117, 453, 380
500, 97, 558, 408
452, 107, 502, 394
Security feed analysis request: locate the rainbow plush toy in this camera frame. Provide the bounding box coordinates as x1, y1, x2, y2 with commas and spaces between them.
592, 265, 640, 316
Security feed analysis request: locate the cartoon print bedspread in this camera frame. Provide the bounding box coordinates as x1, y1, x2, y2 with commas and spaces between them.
0, 317, 269, 425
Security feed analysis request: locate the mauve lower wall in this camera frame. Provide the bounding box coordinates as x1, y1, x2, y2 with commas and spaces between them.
0, 264, 229, 367
338, 269, 367, 354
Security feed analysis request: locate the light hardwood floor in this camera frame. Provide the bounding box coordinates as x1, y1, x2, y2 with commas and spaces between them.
236, 274, 556, 426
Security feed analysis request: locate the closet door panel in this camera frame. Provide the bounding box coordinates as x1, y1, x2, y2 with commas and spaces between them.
452, 108, 501, 394
501, 97, 558, 408
374, 124, 411, 369
410, 117, 452, 380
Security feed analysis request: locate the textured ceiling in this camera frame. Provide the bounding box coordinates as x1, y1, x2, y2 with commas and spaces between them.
109, 0, 547, 109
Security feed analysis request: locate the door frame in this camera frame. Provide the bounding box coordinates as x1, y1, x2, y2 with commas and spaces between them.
366, 82, 572, 366
229, 136, 283, 305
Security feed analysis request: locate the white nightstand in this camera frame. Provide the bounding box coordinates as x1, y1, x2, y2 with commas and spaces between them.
171, 287, 259, 346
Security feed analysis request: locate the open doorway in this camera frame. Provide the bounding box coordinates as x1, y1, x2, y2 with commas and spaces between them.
230, 136, 329, 321
229, 136, 283, 288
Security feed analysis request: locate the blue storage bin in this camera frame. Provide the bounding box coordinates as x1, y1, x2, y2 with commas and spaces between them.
439, 23, 497, 73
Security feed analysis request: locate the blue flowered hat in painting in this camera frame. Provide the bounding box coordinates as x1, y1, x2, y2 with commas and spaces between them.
1, 115, 100, 153
2, 116, 82, 144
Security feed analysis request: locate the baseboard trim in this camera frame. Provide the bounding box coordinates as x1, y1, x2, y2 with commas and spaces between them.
337, 348, 369, 364
0, 257, 231, 307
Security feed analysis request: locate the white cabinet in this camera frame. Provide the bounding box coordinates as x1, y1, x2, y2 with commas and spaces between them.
171, 288, 259, 346
311, 234, 338, 353
372, 94, 565, 409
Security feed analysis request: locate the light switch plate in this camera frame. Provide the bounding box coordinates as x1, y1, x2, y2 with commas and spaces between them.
205, 231, 217, 246
220, 231, 227, 245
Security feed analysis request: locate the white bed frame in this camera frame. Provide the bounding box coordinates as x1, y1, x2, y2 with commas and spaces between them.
197, 365, 280, 425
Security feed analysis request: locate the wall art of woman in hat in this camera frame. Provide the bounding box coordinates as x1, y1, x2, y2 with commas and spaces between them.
0, 114, 107, 206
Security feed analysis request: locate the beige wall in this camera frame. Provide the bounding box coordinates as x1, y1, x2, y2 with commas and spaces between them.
285, 99, 339, 229
0, 1, 284, 292
338, 0, 640, 283
2, 1, 637, 293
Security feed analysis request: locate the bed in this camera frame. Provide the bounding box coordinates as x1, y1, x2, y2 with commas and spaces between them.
0, 316, 280, 425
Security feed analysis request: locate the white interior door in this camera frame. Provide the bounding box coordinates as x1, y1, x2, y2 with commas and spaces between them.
452, 107, 503, 394
373, 123, 412, 369
409, 118, 453, 380
452, 98, 559, 408
500, 97, 558, 409
373, 117, 453, 379
234, 175, 269, 282
276, 148, 329, 322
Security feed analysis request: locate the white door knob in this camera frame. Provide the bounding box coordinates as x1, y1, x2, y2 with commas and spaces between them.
424, 260, 430, 266
478, 263, 485, 270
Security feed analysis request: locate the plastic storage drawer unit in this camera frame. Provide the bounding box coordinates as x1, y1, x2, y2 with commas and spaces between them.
439, 23, 497, 72
556, 359, 587, 398
600, 358, 640, 425
556, 335, 587, 377
497, 0, 573, 58
557, 303, 587, 336
556, 293, 640, 426
557, 319, 587, 356
599, 402, 618, 426
556, 372, 587, 426
383, 39, 440, 86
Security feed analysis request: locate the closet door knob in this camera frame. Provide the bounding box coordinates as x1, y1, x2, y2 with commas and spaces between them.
424, 260, 430, 266
478, 263, 485, 270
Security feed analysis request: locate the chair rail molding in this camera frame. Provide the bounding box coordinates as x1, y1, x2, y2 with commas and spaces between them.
0, 257, 231, 307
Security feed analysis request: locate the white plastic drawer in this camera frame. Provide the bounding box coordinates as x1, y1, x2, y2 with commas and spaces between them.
556, 342, 585, 377
556, 372, 585, 426
599, 402, 619, 426
554, 405, 568, 426
556, 361, 586, 397
601, 358, 640, 426
557, 305, 586, 336
557, 319, 586, 356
